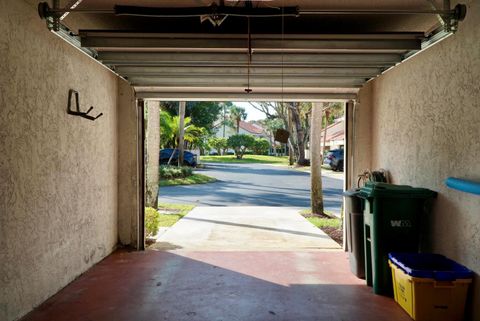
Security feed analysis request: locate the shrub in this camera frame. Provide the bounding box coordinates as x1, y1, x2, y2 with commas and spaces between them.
181, 166, 193, 177
227, 134, 255, 159
208, 137, 228, 155
159, 165, 193, 179
145, 207, 160, 237
252, 138, 270, 155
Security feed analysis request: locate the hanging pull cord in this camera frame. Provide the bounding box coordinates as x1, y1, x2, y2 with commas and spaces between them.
281, 2, 285, 104
245, 17, 252, 94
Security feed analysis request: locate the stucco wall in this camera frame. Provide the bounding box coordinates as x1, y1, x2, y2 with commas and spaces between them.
0, 1, 120, 320
356, 1, 480, 319
352, 85, 373, 181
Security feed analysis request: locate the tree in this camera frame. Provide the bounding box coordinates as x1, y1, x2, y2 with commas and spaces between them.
259, 118, 284, 155
219, 102, 233, 137
160, 111, 176, 148
161, 101, 226, 134
184, 126, 209, 151
252, 138, 270, 155
311, 102, 325, 215
145, 101, 160, 208
324, 102, 344, 127
249, 102, 288, 128
160, 111, 206, 150
227, 134, 255, 159
289, 102, 308, 166
208, 137, 228, 155
250, 102, 312, 164
228, 106, 248, 134
178, 101, 186, 166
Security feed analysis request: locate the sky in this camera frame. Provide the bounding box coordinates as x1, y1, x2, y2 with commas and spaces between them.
232, 102, 268, 121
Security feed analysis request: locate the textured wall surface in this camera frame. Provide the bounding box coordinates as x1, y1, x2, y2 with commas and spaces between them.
353, 84, 373, 181
356, 1, 480, 319
117, 80, 139, 247
0, 1, 120, 320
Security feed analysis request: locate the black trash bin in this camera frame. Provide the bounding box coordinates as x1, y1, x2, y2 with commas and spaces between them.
343, 189, 365, 279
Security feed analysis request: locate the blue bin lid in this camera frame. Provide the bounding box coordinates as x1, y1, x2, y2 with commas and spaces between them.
388, 252, 473, 281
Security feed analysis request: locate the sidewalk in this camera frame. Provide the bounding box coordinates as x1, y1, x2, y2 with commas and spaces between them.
295, 166, 344, 179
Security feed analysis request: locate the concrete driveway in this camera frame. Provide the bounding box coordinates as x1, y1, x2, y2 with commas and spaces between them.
153, 206, 341, 251
158, 162, 343, 214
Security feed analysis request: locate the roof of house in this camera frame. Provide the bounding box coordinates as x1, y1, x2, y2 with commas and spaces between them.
321, 118, 344, 142
239, 121, 264, 135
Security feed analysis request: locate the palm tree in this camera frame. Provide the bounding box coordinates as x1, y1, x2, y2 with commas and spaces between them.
159, 111, 176, 148
160, 111, 206, 150
228, 106, 248, 134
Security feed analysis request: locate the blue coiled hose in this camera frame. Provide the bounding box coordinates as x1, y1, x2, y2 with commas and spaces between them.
445, 177, 480, 195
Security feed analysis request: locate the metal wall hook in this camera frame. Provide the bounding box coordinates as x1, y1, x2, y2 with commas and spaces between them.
67, 89, 103, 121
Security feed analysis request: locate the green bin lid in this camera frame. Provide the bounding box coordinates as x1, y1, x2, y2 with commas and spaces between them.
358, 182, 437, 199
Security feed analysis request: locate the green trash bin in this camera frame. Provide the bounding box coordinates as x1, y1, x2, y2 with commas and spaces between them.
358, 182, 436, 296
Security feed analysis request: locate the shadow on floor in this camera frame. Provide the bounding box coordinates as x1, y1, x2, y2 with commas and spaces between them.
182, 216, 331, 239
21, 250, 411, 321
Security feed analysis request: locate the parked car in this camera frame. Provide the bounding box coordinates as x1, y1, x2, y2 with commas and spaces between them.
323, 149, 344, 171
160, 149, 197, 167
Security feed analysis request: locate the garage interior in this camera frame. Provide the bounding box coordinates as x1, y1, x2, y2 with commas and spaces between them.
0, 1, 479, 321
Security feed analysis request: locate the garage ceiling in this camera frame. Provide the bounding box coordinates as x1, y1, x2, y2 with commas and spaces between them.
49, 0, 461, 100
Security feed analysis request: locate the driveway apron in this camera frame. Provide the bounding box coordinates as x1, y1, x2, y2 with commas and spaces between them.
152, 206, 341, 251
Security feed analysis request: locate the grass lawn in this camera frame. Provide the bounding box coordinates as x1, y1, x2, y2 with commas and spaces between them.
200, 155, 289, 165
299, 209, 337, 218
157, 202, 195, 227
300, 209, 343, 245
159, 173, 216, 187
306, 216, 342, 229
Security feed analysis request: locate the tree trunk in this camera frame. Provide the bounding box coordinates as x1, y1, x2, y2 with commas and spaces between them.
311, 102, 324, 215
321, 108, 330, 164
272, 136, 277, 156
287, 106, 295, 165
223, 104, 226, 138
145, 101, 160, 208
290, 103, 306, 165
236, 118, 240, 134
178, 101, 186, 166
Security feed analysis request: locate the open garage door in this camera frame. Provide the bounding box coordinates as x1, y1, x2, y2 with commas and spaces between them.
38, 0, 466, 101
79, 32, 423, 100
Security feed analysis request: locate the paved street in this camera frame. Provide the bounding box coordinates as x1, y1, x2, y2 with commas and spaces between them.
158, 162, 343, 214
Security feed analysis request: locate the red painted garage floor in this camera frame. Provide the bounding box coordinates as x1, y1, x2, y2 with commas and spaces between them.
22, 249, 411, 321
